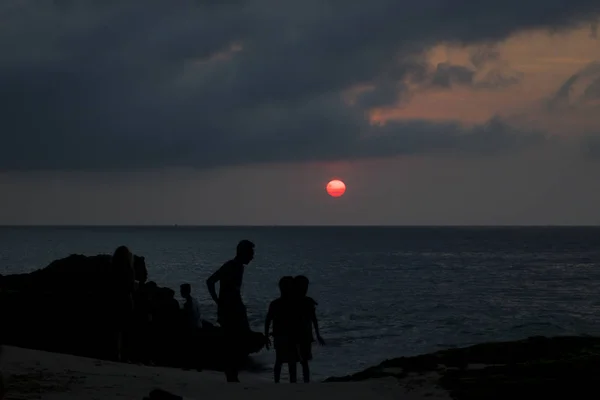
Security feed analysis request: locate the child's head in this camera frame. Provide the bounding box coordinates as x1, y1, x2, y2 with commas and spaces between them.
278, 276, 294, 297
294, 275, 309, 296
180, 283, 191, 298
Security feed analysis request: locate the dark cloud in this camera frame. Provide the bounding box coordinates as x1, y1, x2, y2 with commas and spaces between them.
431, 63, 476, 88
419, 53, 523, 91
547, 62, 600, 109
353, 82, 410, 109
406, 51, 522, 91
476, 67, 523, 89
583, 77, 600, 99
469, 46, 501, 69
0, 0, 598, 171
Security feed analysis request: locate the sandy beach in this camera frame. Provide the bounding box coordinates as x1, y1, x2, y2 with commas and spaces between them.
0, 346, 449, 400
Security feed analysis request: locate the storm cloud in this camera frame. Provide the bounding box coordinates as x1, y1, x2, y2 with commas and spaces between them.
1, 0, 599, 171
547, 62, 600, 109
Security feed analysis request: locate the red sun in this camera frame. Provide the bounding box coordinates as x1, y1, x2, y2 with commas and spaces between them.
326, 179, 346, 197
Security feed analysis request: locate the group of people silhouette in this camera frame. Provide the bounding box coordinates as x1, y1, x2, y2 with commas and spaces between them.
109, 245, 204, 367
264, 275, 325, 383
110, 239, 325, 383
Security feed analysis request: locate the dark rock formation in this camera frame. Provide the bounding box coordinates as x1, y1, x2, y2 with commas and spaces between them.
143, 389, 184, 400
0, 254, 148, 293
325, 335, 600, 399
0, 254, 265, 371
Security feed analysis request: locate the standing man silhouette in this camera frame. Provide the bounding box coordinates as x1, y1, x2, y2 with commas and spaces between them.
206, 240, 255, 382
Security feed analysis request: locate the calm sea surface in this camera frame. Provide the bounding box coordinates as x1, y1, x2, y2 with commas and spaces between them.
1, 226, 600, 380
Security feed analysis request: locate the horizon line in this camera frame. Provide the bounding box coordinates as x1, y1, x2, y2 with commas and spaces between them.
1, 224, 600, 228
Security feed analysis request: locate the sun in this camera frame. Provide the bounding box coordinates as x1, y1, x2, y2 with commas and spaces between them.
326, 179, 346, 197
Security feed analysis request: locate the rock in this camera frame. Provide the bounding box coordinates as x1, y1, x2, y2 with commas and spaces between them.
0, 346, 4, 399
324, 335, 600, 398
143, 389, 184, 400
0, 253, 265, 372
0, 254, 147, 293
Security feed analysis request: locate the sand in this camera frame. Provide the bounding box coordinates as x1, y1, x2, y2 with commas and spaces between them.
0, 346, 450, 399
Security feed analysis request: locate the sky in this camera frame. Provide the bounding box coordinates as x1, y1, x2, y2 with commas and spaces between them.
1, 0, 600, 225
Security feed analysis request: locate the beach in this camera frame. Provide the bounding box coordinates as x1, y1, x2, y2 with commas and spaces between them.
2, 226, 600, 397
4, 335, 600, 399
3, 226, 600, 380
0, 345, 449, 400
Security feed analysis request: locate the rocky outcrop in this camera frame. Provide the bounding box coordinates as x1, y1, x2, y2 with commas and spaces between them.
0, 254, 147, 293
324, 335, 600, 399
0, 254, 265, 371
143, 389, 186, 400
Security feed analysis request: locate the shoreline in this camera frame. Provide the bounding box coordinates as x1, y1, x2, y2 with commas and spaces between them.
0, 345, 438, 400
0, 336, 600, 400
5, 335, 600, 399
325, 335, 600, 399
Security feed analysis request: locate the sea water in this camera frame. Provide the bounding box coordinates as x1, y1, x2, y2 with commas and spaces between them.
1, 226, 600, 380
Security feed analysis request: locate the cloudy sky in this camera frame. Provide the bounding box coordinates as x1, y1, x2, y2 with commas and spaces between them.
1, 0, 600, 225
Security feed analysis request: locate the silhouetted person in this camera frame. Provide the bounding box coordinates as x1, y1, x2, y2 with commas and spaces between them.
110, 245, 136, 362
294, 275, 325, 383
144, 281, 161, 362
180, 283, 202, 330
206, 240, 255, 382
180, 283, 202, 369
134, 256, 148, 285
265, 276, 298, 383
132, 280, 156, 364
0, 345, 4, 400
153, 287, 180, 366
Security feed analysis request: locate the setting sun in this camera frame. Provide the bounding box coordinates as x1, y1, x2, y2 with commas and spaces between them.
326, 179, 346, 197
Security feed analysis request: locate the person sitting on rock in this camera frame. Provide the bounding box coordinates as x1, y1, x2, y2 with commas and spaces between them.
180, 283, 202, 331
131, 279, 156, 365
110, 245, 136, 363
180, 283, 202, 369
0, 345, 4, 400
265, 276, 299, 383
134, 256, 148, 286
143, 281, 161, 363
152, 287, 181, 366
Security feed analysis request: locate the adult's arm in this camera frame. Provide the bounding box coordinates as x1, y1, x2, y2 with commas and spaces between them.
206, 263, 227, 305
264, 303, 274, 349
311, 304, 325, 345
264, 303, 273, 337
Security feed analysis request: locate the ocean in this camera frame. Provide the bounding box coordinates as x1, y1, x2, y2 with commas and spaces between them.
1, 226, 600, 381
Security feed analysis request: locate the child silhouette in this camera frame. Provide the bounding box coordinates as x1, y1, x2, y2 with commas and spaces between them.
264, 276, 298, 383
293, 275, 325, 383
